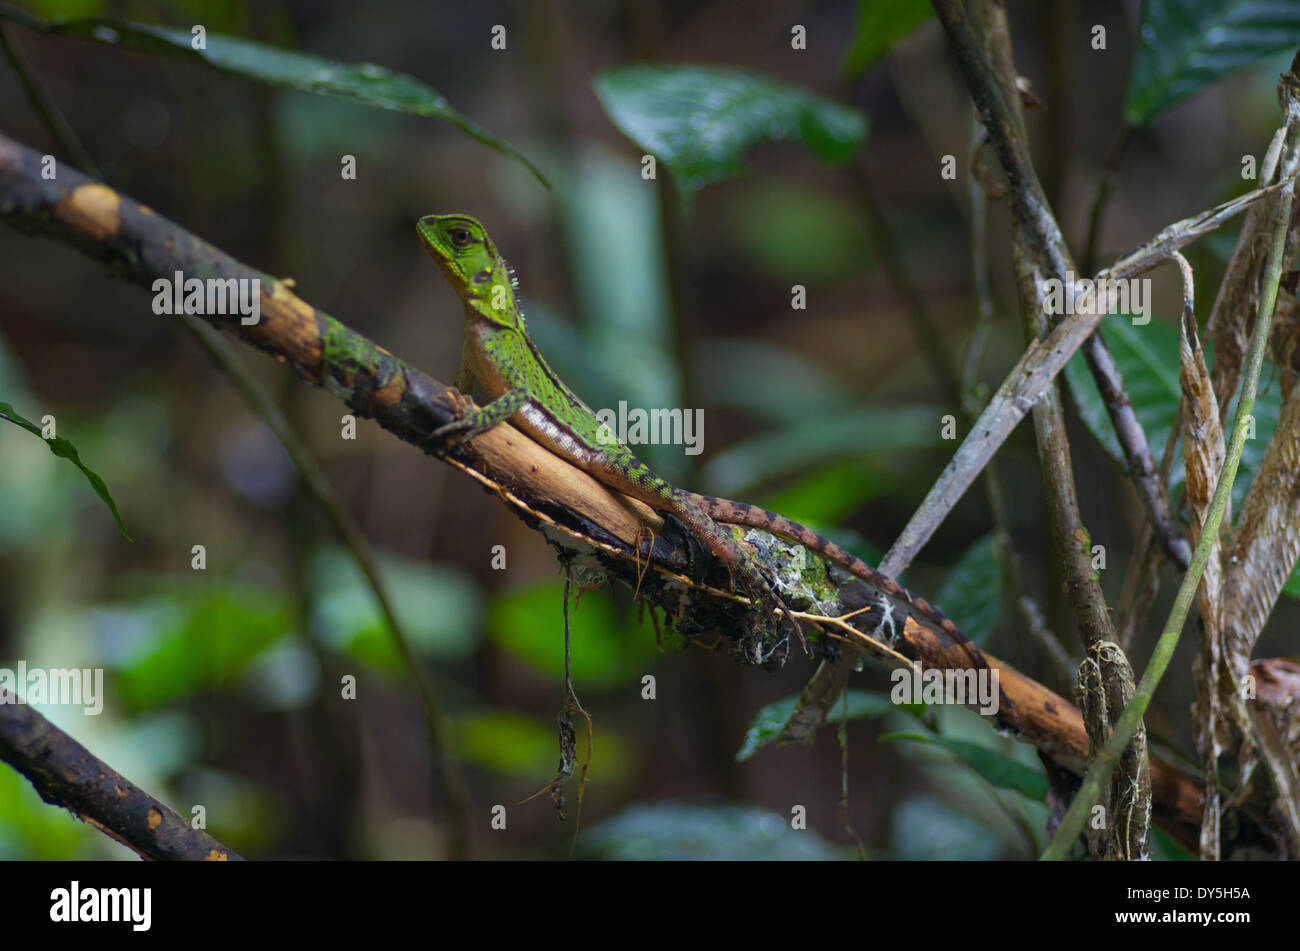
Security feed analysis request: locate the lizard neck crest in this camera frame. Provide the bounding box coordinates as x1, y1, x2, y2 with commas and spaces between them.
417, 213, 522, 329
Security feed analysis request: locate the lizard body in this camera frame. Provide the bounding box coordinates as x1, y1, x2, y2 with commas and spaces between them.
417, 214, 996, 680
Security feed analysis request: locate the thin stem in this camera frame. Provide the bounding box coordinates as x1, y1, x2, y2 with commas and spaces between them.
0, 24, 100, 179
1082, 123, 1132, 277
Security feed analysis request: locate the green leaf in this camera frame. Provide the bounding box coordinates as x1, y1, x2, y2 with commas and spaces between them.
1150, 822, 1198, 860
594, 65, 867, 209
1065, 319, 1182, 468
736, 689, 896, 761
1124, 0, 1300, 125
1064, 319, 1282, 509
880, 732, 1049, 801
1282, 555, 1300, 601
0, 401, 131, 540
935, 533, 1003, 645
0, 6, 547, 185
842, 0, 935, 76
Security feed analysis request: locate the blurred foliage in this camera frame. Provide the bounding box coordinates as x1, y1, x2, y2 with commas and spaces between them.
108, 580, 290, 710
888, 794, 1004, 860
583, 801, 847, 860
724, 183, 874, 283
842, 0, 935, 77
308, 545, 480, 669
487, 581, 658, 689
700, 404, 946, 496
595, 65, 867, 210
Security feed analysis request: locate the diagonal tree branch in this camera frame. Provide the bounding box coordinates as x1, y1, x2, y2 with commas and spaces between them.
0, 688, 241, 860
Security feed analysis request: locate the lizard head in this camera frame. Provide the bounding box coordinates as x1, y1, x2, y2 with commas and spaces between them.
417, 214, 518, 324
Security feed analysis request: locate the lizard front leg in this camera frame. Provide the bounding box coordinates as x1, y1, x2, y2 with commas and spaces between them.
430, 386, 530, 443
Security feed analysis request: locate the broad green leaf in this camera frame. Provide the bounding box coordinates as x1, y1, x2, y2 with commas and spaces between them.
1065, 319, 1182, 467
935, 533, 1003, 645
880, 732, 1049, 801
736, 689, 896, 761
594, 65, 867, 209
0, 401, 131, 540
583, 801, 846, 859
1124, 0, 1300, 125
1064, 319, 1283, 509
842, 0, 935, 76
700, 404, 946, 497
0, 7, 546, 185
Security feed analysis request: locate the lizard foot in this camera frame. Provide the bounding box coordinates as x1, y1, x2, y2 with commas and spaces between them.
427, 389, 478, 445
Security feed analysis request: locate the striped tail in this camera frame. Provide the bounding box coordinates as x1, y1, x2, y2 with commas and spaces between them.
688, 493, 996, 675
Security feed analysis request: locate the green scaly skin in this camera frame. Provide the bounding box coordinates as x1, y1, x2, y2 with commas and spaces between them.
416, 214, 1002, 686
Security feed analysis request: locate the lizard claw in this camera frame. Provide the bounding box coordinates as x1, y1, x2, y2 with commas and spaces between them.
428, 390, 478, 445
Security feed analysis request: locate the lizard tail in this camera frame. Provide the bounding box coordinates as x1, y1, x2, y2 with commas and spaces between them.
685, 491, 1003, 693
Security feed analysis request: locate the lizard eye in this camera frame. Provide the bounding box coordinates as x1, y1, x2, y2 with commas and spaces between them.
449, 228, 472, 247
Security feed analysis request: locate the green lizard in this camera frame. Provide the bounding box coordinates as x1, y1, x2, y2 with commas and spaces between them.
417, 214, 1002, 684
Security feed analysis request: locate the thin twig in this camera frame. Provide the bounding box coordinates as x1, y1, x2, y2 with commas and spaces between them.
0, 23, 100, 179
1082, 123, 1132, 277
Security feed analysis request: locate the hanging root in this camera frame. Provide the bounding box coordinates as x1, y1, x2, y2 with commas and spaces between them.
518, 567, 595, 856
